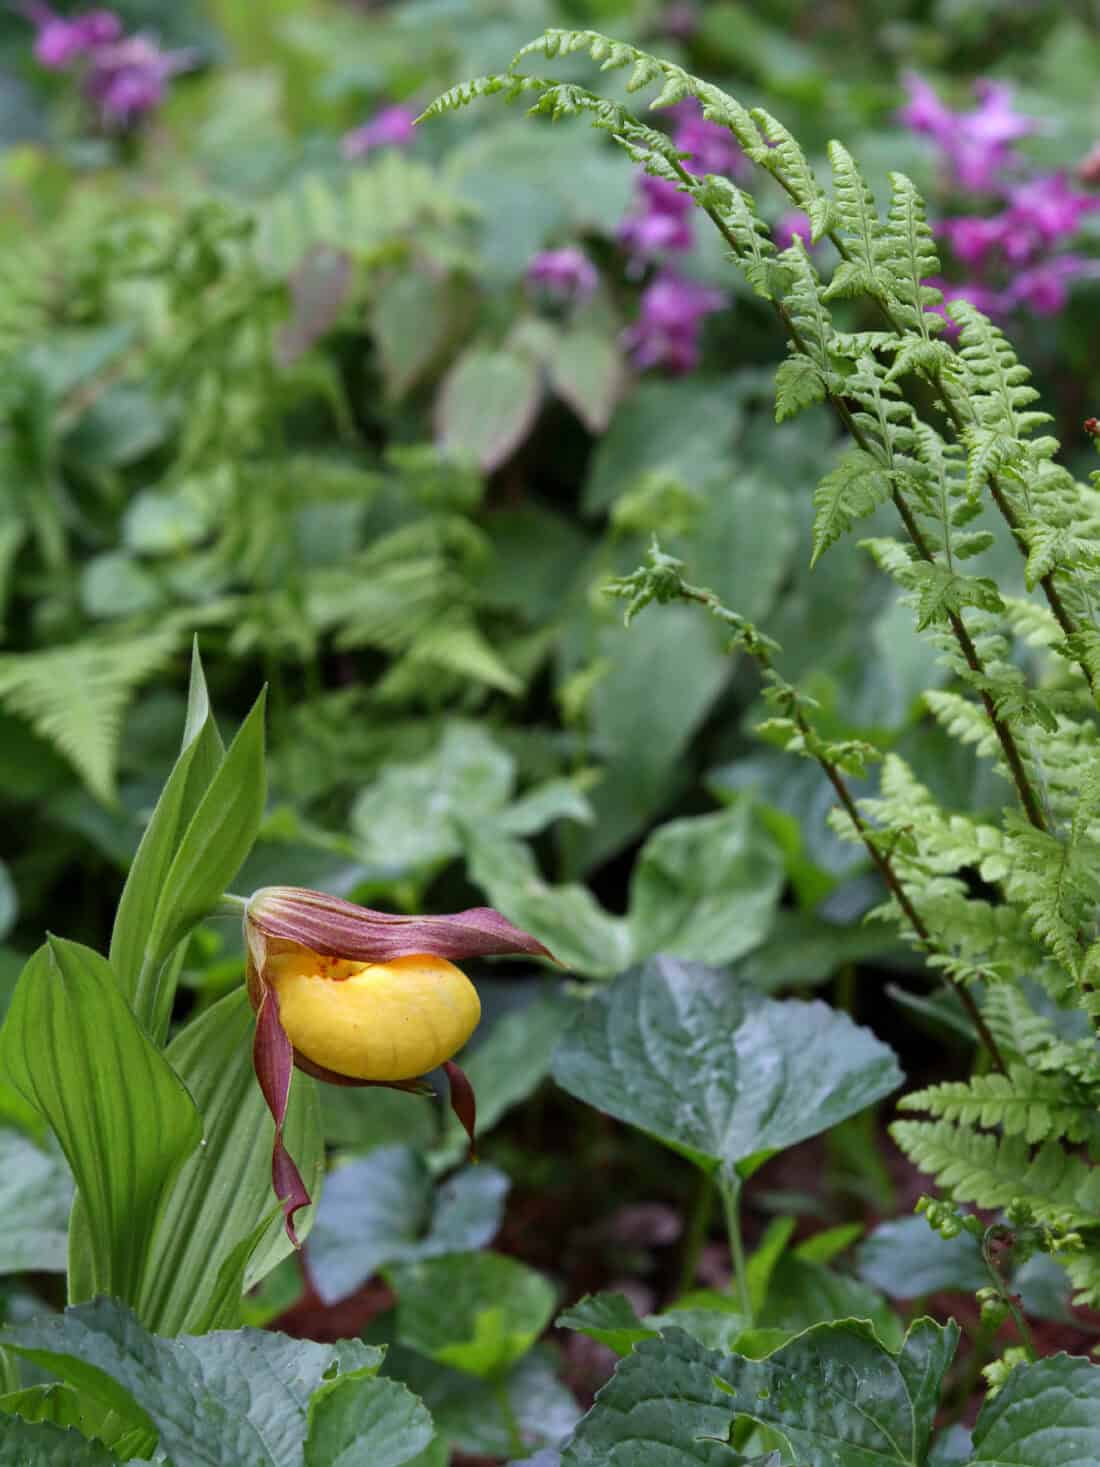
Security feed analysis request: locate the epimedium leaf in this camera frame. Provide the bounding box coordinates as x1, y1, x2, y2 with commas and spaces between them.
968, 1353, 1100, 1465
435, 346, 543, 474
389, 1251, 557, 1379
305, 1374, 435, 1467
308, 1145, 509, 1305
2, 1298, 385, 1467
627, 800, 785, 966
135, 986, 323, 1335
0, 1128, 72, 1275
0, 940, 202, 1306
549, 325, 625, 435
551, 957, 903, 1173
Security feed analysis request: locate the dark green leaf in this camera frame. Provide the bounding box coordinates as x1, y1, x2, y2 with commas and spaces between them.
309, 1146, 508, 1304
436, 347, 543, 473
628, 801, 785, 966
857, 1216, 985, 1299
556, 1293, 656, 1357
0, 1416, 121, 1466
391, 1252, 557, 1378
969, 1354, 1100, 1465
306, 1375, 434, 1467
552, 957, 903, 1172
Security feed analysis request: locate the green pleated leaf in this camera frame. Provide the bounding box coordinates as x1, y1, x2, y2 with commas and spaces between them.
0, 1128, 73, 1275
391, 1252, 557, 1379
110, 642, 226, 1037
3, 1298, 385, 1467
0, 940, 202, 1307
0, 1380, 157, 1460
969, 1353, 1100, 1464
144, 688, 267, 990
552, 957, 902, 1173
306, 1375, 435, 1467
136, 986, 323, 1335
556, 1292, 656, 1357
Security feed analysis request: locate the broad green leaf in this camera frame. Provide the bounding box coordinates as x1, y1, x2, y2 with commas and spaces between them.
584, 377, 741, 514
556, 1292, 656, 1357
716, 1317, 958, 1466
110, 643, 227, 1035
435, 347, 542, 473
306, 1374, 434, 1467
0, 1416, 121, 1466
145, 689, 267, 988
0, 1129, 72, 1275
381, 1341, 579, 1460
308, 1146, 508, 1305
372, 269, 472, 401
464, 832, 632, 979
857, 1216, 985, 1299
628, 801, 785, 966
3, 1298, 384, 1467
391, 1252, 557, 1378
968, 1353, 1100, 1465
759, 1257, 903, 1351
136, 986, 323, 1335
683, 470, 797, 629
0, 1380, 156, 1460
0, 940, 201, 1305
561, 606, 730, 874
549, 326, 624, 435
552, 957, 903, 1172
350, 721, 514, 876
560, 1329, 736, 1466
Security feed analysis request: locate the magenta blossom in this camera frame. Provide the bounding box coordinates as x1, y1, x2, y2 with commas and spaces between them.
927, 279, 1010, 336
774, 209, 813, 251
1004, 256, 1100, 316
84, 33, 193, 126
342, 103, 417, 160
899, 73, 1038, 194
526, 247, 598, 304
618, 174, 695, 260
668, 98, 747, 180
623, 270, 726, 374
26, 5, 121, 68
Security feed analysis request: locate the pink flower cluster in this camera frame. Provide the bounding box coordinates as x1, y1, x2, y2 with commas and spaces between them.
617, 100, 734, 373
525, 247, 598, 306
899, 73, 1100, 321
27, 4, 193, 127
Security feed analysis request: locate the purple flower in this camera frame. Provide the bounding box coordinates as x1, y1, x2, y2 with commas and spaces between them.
927, 279, 1009, 336
618, 174, 695, 260
1003, 255, 1100, 316
622, 270, 726, 374
84, 34, 193, 126
526, 247, 598, 304
937, 214, 1011, 269
773, 209, 813, 250
1006, 173, 1100, 249
668, 98, 747, 180
899, 73, 1038, 194
28, 5, 121, 68
342, 104, 417, 161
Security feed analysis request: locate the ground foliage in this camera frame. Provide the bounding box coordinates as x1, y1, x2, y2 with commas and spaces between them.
2, 0, 1100, 1464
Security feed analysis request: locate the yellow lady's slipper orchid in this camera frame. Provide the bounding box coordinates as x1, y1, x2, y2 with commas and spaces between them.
242, 885, 553, 1244
262, 939, 481, 1082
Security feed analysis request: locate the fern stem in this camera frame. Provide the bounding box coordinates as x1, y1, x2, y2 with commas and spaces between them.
982, 1226, 1038, 1364
666, 572, 1010, 1075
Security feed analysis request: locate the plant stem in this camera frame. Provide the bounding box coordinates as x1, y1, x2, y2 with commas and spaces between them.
493, 1378, 526, 1459
678, 1168, 715, 1295
214, 893, 249, 917
718, 1169, 753, 1323
982, 1227, 1038, 1364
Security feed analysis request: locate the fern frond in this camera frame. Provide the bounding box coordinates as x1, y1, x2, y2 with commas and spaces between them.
0, 631, 179, 803
899, 1068, 1095, 1144
810, 449, 890, 567
891, 1120, 1100, 1229
825, 142, 888, 298
882, 173, 943, 338
982, 985, 1059, 1062
951, 301, 1051, 438
417, 72, 549, 119
751, 108, 834, 236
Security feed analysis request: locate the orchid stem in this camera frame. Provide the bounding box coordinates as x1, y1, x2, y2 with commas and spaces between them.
214, 893, 249, 917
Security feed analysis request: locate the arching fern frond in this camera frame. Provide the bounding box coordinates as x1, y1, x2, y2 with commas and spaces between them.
899, 1068, 1097, 1145
0, 631, 179, 804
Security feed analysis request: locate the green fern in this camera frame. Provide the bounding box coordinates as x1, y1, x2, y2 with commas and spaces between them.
0, 631, 179, 804
899, 1068, 1097, 1145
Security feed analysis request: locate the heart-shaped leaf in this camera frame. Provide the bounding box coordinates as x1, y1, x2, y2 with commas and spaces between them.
552, 957, 903, 1172
0, 1128, 72, 1276
969, 1353, 1100, 1465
